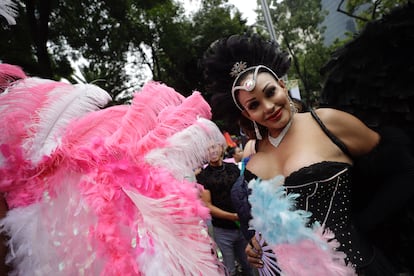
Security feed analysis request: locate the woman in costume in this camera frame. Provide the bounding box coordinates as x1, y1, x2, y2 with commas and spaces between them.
0, 64, 227, 275
201, 30, 414, 275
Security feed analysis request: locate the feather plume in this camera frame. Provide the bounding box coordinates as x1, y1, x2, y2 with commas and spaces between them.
1, 77, 225, 275
0, 78, 66, 190
145, 117, 225, 181
0, 0, 18, 25
22, 83, 111, 164
249, 177, 355, 275
273, 229, 355, 276
0, 63, 26, 91
249, 177, 317, 245
0, 144, 41, 207
123, 188, 223, 276
134, 91, 211, 156
0, 78, 66, 146
69, 137, 214, 274
0, 174, 103, 275
61, 105, 128, 156
108, 81, 184, 146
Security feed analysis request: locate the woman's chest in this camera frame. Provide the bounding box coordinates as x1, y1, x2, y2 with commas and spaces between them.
251, 144, 344, 180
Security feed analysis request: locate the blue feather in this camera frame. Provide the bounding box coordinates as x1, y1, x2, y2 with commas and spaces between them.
248, 177, 323, 246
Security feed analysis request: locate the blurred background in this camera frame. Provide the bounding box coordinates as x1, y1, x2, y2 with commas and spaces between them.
0, 0, 410, 127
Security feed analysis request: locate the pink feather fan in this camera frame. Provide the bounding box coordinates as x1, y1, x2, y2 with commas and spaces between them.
0, 74, 111, 207
0, 71, 225, 275
0, 76, 70, 207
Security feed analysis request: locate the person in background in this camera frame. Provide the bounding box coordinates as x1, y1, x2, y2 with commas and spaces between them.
197, 139, 253, 276
201, 33, 414, 275
227, 146, 244, 166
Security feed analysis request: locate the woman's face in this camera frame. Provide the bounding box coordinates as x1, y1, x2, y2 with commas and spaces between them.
237, 72, 291, 133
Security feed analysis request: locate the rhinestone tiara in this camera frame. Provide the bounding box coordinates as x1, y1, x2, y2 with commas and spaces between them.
231, 65, 281, 111
229, 61, 247, 77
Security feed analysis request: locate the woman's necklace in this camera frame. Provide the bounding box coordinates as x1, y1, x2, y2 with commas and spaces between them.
268, 118, 293, 148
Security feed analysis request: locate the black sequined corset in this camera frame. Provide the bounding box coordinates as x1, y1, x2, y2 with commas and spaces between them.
284, 161, 373, 269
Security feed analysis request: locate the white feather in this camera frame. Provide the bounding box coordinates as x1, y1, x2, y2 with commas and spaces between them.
0, 77, 55, 115
0, 175, 102, 275
145, 117, 226, 181
0, 0, 18, 25
22, 83, 111, 164
123, 188, 224, 276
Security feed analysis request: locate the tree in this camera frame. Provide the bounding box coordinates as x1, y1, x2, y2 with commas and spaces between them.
0, 0, 248, 103
138, 0, 249, 97
255, 0, 330, 106
137, 1, 194, 96
341, 0, 410, 29
189, 0, 250, 98
0, 0, 167, 101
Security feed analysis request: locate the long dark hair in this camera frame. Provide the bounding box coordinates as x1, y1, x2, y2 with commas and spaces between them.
201, 33, 291, 139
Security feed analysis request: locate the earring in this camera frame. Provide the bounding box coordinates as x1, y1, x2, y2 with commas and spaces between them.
289, 97, 298, 114
253, 121, 263, 140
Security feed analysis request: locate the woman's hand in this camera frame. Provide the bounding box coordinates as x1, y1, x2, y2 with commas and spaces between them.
245, 236, 264, 268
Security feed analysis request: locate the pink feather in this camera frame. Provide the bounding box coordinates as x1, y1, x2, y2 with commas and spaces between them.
124, 187, 221, 276
0, 78, 70, 207
22, 83, 111, 164
134, 91, 212, 156
60, 105, 128, 165
68, 136, 215, 275
108, 81, 185, 146
272, 226, 355, 276
0, 78, 67, 147
0, 69, 224, 275
0, 63, 26, 91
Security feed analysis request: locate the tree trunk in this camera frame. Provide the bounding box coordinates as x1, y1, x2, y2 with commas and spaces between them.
25, 0, 53, 78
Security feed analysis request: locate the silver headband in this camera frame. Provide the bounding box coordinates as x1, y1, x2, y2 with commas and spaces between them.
231, 65, 281, 111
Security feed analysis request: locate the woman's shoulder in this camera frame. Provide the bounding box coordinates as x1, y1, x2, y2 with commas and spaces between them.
312, 108, 367, 131
313, 108, 380, 156
313, 107, 350, 120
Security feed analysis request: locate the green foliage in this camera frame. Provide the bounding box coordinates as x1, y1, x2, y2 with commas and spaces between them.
112, 0, 249, 98
139, 1, 194, 95
0, 3, 37, 74
0, 0, 169, 101
2, 0, 408, 106
0, 0, 248, 103
346, 0, 410, 29
189, 1, 249, 98
49, 0, 160, 101
258, 0, 330, 107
